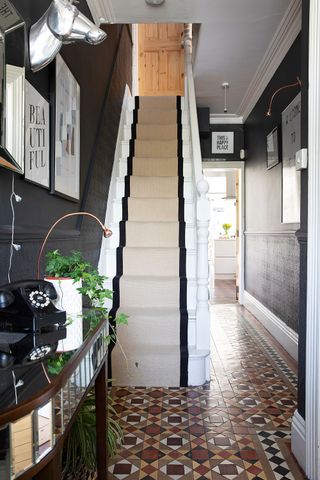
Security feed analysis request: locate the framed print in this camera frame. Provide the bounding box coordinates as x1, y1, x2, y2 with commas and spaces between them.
24, 81, 50, 188
266, 126, 280, 170
212, 131, 234, 154
52, 54, 80, 201
281, 92, 301, 224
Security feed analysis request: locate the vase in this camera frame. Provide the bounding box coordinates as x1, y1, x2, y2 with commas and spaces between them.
45, 277, 83, 352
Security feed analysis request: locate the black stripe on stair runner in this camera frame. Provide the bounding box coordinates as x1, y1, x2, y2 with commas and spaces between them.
177, 96, 188, 387
109, 96, 188, 387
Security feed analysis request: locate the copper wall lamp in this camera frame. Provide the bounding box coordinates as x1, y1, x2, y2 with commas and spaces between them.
36, 212, 112, 279
266, 76, 302, 117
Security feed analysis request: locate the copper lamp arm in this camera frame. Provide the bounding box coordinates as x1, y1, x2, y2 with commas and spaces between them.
266, 76, 302, 116
36, 212, 112, 279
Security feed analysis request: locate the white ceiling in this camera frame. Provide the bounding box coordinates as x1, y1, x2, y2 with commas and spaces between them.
88, 0, 293, 114
193, 0, 291, 114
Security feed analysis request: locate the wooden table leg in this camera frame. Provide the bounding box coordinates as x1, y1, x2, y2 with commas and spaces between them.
95, 361, 107, 480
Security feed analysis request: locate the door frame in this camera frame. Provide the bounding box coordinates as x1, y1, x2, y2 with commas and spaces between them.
306, 1, 320, 478
203, 161, 245, 305
132, 24, 139, 97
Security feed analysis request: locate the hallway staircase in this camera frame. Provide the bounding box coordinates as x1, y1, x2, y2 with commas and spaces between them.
100, 37, 211, 387
110, 96, 187, 387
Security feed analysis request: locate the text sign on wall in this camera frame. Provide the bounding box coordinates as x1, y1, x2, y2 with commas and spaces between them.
25, 81, 50, 188
211, 131, 234, 154
281, 92, 301, 224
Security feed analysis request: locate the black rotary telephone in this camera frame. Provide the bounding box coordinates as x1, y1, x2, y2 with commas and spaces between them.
0, 280, 67, 368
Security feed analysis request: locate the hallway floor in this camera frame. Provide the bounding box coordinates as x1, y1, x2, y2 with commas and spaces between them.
211, 280, 238, 304
108, 304, 305, 479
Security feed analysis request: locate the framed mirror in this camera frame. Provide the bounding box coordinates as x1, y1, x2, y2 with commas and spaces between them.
0, 0, 25, 174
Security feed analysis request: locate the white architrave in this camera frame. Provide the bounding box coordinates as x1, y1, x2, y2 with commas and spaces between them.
305, 1, 320, 478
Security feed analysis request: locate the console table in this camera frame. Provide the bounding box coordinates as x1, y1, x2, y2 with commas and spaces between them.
0, 319, 108, 480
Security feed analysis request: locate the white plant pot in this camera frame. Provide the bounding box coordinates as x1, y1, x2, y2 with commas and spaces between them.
45, 277, 83, 352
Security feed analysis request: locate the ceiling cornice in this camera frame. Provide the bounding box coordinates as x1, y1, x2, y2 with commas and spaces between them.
210, 114, 243, 125
86, 0, 116, 25
237, 0, 301, 121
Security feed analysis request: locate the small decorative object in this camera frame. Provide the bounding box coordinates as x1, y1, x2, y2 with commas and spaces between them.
212, 131, 234, 154
52, 54, 80, 201
222, 223, 232, 238
281, 93, 301, 223
266, 126, 280, 170
29, 0, 107, 72
25, 81, 50, 188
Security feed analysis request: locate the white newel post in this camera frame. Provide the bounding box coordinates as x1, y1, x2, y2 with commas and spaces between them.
196, 179, 210, 351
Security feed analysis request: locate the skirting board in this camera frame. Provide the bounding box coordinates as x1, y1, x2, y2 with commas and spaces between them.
243, 291, 298, 361
291, 410, 306, 474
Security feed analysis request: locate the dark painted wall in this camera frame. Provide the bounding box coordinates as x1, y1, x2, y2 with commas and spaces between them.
0, 1, 132, 283
244, 35, 302, 333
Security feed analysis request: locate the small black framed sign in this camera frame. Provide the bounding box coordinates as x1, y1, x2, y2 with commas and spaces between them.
211, 131, 234, 155
266, 126, 280, 170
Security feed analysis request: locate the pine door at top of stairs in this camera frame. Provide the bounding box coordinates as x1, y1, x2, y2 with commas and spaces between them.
138, 24, 185, 97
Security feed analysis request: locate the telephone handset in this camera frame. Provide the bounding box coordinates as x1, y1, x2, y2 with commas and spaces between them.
0, 279, 66, 332
0, 280, 67, 369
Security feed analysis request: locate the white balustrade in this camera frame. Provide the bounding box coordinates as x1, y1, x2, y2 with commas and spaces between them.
184, 25, 211, 356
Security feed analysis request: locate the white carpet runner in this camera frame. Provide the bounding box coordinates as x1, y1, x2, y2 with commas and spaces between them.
111, 96, 187, 387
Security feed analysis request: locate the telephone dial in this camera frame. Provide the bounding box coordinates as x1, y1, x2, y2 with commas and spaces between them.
0, 280, 67, 368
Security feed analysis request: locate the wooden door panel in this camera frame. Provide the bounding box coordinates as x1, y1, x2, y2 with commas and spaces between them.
143, 51, 160, 94
138, 23, 184, 96
145, 23, 159, 40
167, 50, 183, 92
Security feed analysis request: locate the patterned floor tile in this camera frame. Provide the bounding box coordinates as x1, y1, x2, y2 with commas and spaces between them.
108, 303, 305, 480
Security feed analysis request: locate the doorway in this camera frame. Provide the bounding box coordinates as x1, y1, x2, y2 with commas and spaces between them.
203, 161, 245, 306
137, 23, 184, 96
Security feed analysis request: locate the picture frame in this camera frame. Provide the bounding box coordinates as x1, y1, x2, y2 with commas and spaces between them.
24, 81, 50, 189
211, 131, 234, 155
281, 92, 301, 224
51, 54, 80, 201
266, 126, 280, 170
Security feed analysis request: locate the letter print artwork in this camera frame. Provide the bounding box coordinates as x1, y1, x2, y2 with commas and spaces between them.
25, 80, 50, 188
53, 54, 80, 201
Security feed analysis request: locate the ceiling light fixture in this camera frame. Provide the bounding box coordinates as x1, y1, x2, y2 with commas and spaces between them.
222, 82, 229, 113
266, 76, 301, 117
145, 0, 165, 6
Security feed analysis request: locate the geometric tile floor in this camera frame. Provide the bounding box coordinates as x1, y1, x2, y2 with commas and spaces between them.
108, 304, 306, 479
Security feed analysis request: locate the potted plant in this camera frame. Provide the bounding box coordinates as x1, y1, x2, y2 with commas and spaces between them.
45, 250, 127, 352
222, 223, 232, 238
45, 251, 87, 351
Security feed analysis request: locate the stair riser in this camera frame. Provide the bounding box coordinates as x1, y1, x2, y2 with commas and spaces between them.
121, 140, 191, 159
112, 200, 195, 223
115, 178, 194, 200
103, 279, 196, 311
102, 249, 197, 278
125, 110, 188, 126
102, 223, 196, 249
123, 124, 190, 141
119, 158, 192, 178
127, 96, 186, 111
